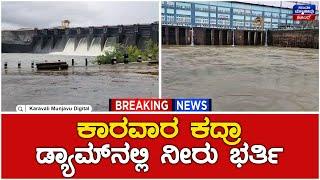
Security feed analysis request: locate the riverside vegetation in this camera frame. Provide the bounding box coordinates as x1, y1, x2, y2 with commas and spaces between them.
95, 39, 158, 64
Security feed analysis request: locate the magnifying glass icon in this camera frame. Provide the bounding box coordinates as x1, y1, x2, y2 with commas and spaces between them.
16, 105, 25, 112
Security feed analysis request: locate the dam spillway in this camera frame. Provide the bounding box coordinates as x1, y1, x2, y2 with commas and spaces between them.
2, 23, 159, 55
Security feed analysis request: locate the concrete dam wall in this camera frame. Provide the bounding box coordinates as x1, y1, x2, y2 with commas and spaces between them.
2, 23, 159, 54
162, 25, 319, 49
270, 29, 318, 49
2, 30, 36, 53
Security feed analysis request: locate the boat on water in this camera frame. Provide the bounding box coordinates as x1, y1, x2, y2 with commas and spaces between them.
36, 62, 68, 70
148, 60, 158, 65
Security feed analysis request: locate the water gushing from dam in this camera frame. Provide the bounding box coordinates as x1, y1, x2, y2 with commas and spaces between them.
89, 37, 102, 55
35, 36, 117, 56
62, 37, 76, 54
75, 37, 89, 55
103, 37, 117, 53
2, 23, 159, 53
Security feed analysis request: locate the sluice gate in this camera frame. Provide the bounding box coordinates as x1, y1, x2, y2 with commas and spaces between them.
162, 25, 318, 48
162, 26, 265, 46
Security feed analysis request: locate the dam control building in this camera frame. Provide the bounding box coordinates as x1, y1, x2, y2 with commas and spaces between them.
162, 1, 319, 29
162, 1, 319, 48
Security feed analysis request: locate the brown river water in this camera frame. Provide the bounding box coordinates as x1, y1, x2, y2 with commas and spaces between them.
162, 46, 318, 111
2, 53, 158, 111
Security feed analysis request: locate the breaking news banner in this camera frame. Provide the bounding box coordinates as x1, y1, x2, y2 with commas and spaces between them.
109, 98, 212, 111
2, 114, 318, 178
1, 0, 319, 179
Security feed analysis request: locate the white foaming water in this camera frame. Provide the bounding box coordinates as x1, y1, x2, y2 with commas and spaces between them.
75, 37, 88, 55
62, 37, 76, 54
49, 37, 116, 56
88, 37, 102, 56
102, 37, 117, 53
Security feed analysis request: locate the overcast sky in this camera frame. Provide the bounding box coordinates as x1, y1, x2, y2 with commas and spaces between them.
1, 1, 159, 30
237, 0, 318, 8
1, 1, 318, 30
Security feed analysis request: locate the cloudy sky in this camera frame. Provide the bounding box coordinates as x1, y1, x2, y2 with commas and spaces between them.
238, 0, 318, 8
2, 1, 318, 30
2, 1, 159, 30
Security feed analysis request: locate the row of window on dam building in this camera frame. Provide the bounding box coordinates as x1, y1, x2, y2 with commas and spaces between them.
162, 1, 319, 30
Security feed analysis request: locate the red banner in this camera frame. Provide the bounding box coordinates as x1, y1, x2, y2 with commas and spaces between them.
2, 114, 318, 178
293, 14, 316, 21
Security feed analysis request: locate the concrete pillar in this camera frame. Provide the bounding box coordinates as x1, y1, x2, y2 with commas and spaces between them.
248, 31, 251, 45
165, 27, 169, 45
264, 30, 268, 46
260, 32, 264, 45
211, 29, 215, 45
219, 30, 223, 45
175, 27, 179, 45
226, 30, 229, 45
254, 31, 258, 45
232, 30, 235, 46
227, 30, 232, 45
185, 28, 189, 45
87, 36, 93, 51
75, 36, 82, 51
191, 28, 194, 46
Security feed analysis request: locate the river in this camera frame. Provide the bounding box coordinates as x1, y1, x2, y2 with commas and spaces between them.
162, 46, 318, 111
2, 53, 158, 111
